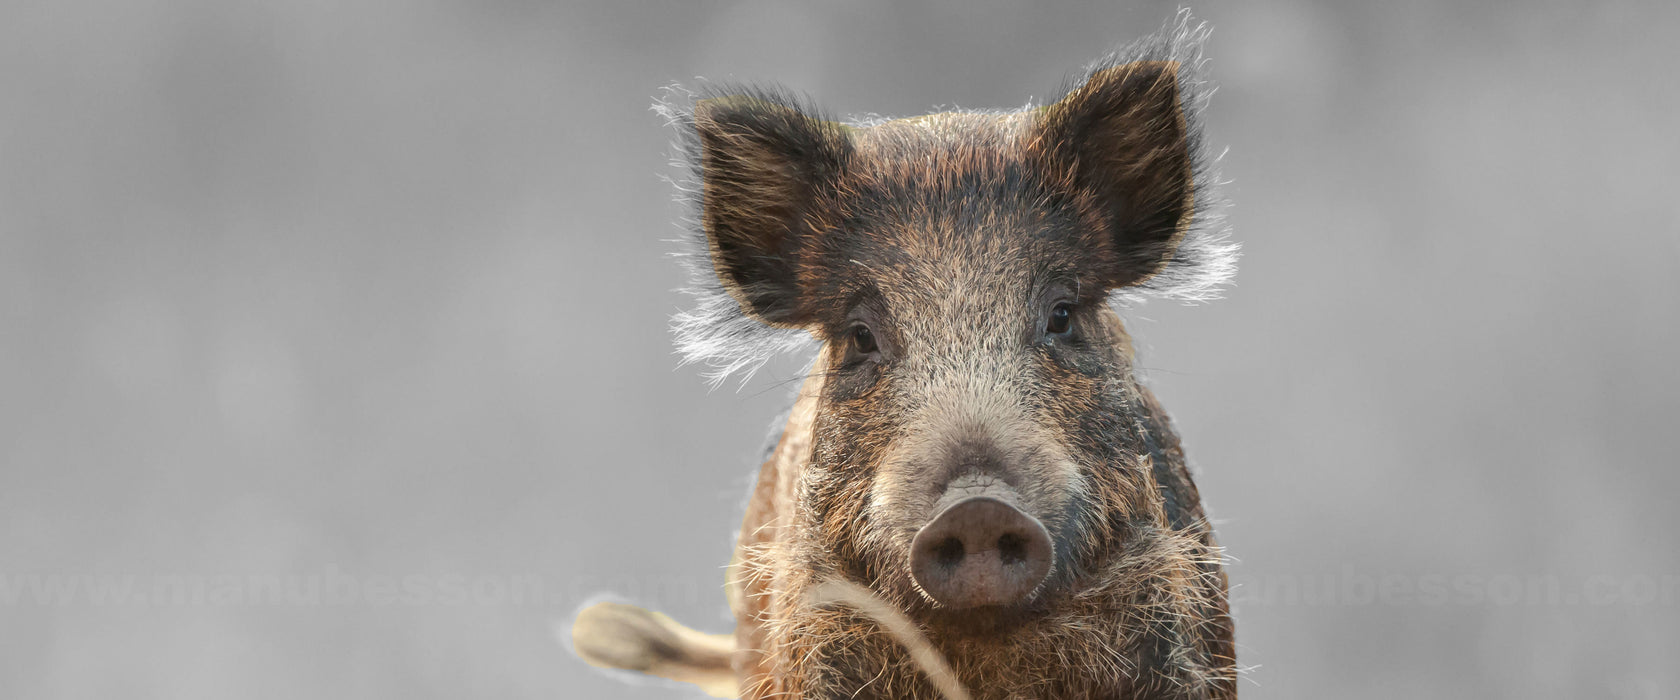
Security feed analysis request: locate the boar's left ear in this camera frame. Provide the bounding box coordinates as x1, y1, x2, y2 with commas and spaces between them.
690, 93, 851, 327
1030, 60, 1202, 291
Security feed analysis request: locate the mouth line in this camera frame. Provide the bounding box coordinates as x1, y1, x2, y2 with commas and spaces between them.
912, 598, 1051, 638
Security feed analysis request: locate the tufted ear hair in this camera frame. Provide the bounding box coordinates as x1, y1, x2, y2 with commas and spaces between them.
692, 93, 852, 326
1030, 60, 1198, 290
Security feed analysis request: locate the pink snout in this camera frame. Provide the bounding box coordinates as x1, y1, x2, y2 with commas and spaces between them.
909, 496, 1054, 609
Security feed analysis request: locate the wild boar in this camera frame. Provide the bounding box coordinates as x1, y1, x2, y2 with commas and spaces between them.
575, 13, 1239, 699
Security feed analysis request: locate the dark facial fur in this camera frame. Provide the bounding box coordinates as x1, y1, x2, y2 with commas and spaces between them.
663, 12, 1238, 699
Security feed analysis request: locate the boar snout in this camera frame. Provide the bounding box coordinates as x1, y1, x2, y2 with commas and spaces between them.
909, 491, 1053, 609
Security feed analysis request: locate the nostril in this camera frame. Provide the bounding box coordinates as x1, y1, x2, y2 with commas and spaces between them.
996, 532, 1026, 566
932, 537, 965, 568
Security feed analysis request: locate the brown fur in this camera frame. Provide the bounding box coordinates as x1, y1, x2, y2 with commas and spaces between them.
576, 14, 1238, 699
728, 310, 1234, 699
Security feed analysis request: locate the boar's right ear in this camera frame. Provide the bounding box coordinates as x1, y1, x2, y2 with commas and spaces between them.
691, 94, 851, 326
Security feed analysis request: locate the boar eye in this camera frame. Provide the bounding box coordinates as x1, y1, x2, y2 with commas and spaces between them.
1046, 303, 1074, 335
850, 325, 879, 355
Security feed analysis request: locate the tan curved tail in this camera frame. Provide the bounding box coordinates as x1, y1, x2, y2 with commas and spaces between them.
570, 601, 737, 698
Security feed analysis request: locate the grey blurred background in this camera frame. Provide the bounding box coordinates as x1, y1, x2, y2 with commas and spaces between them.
2, 0, 1676, 698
